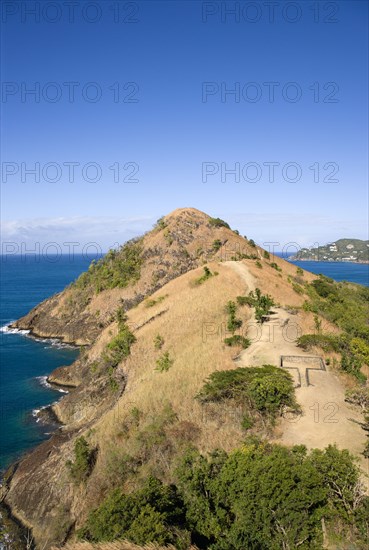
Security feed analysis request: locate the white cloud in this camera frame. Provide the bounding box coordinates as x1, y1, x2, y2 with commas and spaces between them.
1, 212, 367, 256
1, 215, 155, 254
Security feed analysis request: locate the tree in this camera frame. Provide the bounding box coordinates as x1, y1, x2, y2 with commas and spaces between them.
66, 436, 94, 483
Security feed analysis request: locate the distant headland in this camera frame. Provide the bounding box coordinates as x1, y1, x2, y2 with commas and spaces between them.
290, 238, 369, 264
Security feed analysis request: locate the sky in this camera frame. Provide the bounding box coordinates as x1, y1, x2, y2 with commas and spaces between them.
1, 0, 368, 254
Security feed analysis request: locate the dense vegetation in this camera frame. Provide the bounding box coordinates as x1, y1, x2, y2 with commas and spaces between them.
102, 313, 136, 370
79, 476, 188, 546
208, 217, 231, 229
298, 275, 369, 383
66, 437, 95, 483
305, 276, 369, 341
72, 239, 143, 294
196, 365, 298, 419
345, 387, 369, 458
79, 440, 369, 549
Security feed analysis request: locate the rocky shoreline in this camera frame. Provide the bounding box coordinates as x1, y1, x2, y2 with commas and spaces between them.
0, 329, 80, 548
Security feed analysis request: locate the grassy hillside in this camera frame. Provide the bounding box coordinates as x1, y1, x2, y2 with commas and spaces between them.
3, 208, 369, 550
11, 208, 261, 345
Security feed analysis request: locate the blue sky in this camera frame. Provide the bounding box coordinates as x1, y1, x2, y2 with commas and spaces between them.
1, 0, 368, 252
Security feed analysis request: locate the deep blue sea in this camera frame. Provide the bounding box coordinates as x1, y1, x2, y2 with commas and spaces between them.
287, 258, 369, 286
0, 255, 99, 472
0, 254, 368, 472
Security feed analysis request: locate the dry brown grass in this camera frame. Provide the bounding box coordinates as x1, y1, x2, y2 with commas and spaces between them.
88, 262, 250, 458
53, 208, 267, 330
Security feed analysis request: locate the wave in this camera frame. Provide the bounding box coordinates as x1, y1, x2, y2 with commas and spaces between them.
0, 323, 30, 335
32, 404, 49, 423
35, 376, 69, 394
1, 323, 75, 349
35, 376, 52, 389
40, 339, 75, 350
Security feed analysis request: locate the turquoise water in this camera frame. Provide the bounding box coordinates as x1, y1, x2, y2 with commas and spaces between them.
0, 254, 368, 472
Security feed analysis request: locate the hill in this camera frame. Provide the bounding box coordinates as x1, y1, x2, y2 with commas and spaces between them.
11, 208, 260, 345
291, 238, 369, 263
1, 208, 369, 550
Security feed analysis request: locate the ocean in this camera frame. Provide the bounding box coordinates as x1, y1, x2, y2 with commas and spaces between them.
0, 254, 99, 472
0, 254, 368, 472
288, 258, 369, 286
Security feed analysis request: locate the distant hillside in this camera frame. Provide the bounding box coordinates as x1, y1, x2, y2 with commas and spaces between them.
291, 238, 369, 263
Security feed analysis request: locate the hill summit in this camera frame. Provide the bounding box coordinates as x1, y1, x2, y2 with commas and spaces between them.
12, 208, 259, 345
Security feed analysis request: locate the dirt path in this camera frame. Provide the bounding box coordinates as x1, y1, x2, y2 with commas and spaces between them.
223, 261, 369, 482
224, 260, 256, 292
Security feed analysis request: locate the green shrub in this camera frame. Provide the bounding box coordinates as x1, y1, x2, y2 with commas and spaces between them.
208, 217, 230, 229
341, 353, 366, 383
154, 334, 164, 350
116, 305, 127, 325
239, 288, 275, 323
350, 337, 369, 364
108, 367, 119, 391
241, 414, 254, 430
255, 260, 262, 269
236, 295, 254, 307
72, 240, 143, 294
225, 301, 242, 333
263, 250, 270, 259
104, 323, 136, 368
311, 277, 338, 298
79, 477, 186, 545
193, 266, 217, 286
66, 437, 94, 483
79, 442, 369, 549
145, 295, 168, 308
248, 239, 256, 247
296, 267, 304, 275
224, 335, 251, 349
176, 441, 368, 549
196, 365, 297, 416
270, 262, 282, 272
212, 239, 222, 252
155, 351, 174, 372
292, 282, 304, 295
297, 333, 340, 352
156, 217, 167, 230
